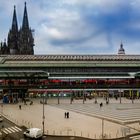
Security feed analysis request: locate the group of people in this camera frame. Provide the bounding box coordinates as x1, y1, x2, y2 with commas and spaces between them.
100, 100, 109, 108
64, 112, 70, 118
19, 101, 33, 110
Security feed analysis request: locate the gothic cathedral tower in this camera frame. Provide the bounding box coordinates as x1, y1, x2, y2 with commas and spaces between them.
18, 2, 34, 54
7, 5, 19, 54
5, 2, 34, 55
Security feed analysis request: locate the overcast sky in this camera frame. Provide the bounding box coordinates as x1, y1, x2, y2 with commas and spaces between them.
1, 0, 140, 55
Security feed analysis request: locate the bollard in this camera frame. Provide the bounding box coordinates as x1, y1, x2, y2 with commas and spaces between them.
74, 131, 76, 136
95, 134, 96, 139
28, 122, 30, 128
88, 133, 89, 138
31, 123, 33, 128
116, 132, 118, 138
81, 131, 82, 137
53, 130, 55, 135
67, 130, 69, 135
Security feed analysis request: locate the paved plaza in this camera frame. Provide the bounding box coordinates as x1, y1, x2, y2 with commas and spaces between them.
1, 97, 140, 139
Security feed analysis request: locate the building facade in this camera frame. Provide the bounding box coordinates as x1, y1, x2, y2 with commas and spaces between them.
0, 2, 34, 55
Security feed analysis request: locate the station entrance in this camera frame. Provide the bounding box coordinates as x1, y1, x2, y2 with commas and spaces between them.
0, 70, 139, 104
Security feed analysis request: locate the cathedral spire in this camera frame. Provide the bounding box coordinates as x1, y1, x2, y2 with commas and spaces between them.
22, 2, 29, 29
19, 2, 34, 55
8, 5, 19, 55
12, 5, 18, 31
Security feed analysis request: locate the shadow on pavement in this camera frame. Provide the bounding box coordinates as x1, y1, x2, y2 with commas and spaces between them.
43, 135, 127, 140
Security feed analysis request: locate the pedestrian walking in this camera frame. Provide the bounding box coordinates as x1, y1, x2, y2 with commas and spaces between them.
24, 100, 27, 105
2, 125, 4, 129
19, 105, 21, 110
64, 112, 67, 118
100, 102, 103, 108
67, 112, 69, 118
30, 101, 33, 105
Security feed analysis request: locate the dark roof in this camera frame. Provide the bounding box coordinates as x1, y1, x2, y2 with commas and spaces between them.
1, 54, 140, 61
0, 55, 140, 68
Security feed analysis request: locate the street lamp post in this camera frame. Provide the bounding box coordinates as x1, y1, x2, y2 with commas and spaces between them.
83, 89, 85, 104
132, 90, 134, 104
42, 72, 49, 135
102, 119, 104, 139
106, 78, 109, 104
95, 89, 97, 104
42, 93, 45, 135
119, 89, 122, 104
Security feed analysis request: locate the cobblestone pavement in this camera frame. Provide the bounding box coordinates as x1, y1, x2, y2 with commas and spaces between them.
1, 97, 140, 139
51, 102, 140, 123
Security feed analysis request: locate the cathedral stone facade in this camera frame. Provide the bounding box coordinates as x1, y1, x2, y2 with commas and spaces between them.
0, 2, 34, 55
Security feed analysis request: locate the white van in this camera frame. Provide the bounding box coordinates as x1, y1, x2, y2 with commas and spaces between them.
23, 128, 43, 139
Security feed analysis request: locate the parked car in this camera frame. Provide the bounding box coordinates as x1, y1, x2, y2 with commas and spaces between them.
24, 128, 43, 139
